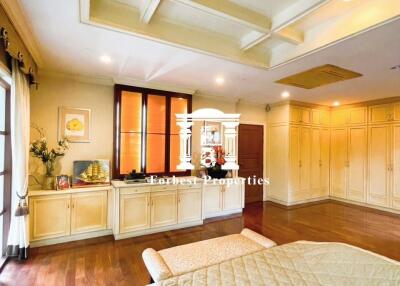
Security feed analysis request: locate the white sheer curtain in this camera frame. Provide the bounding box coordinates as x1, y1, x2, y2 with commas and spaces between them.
6, 59, 30, 259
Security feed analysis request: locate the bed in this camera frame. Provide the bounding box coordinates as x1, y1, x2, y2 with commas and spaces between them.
149, 241, 400, 286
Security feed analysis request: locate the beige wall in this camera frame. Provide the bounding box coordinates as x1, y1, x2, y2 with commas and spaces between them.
29, 74, 113, 182
29, 77, 267, 196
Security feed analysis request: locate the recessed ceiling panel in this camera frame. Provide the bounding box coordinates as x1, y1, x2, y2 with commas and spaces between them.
276, 64, 363, 89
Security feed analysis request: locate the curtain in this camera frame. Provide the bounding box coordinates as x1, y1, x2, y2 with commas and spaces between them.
6, 59, 30, 260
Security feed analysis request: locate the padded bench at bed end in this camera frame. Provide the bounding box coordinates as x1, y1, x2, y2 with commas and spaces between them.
143, 228, 277, 282
240, 228, 277, 248
142, 248, 173, 282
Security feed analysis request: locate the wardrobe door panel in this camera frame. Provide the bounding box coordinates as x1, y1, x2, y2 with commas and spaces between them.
310, 128, 321, 198
368, 125, 390, 207
320, 129, 330, 196
392, 125, 400, 209
299, 127, 311, 200
330, 128, 347, 198
289, 126, 300, 202
348, 127, 367, 202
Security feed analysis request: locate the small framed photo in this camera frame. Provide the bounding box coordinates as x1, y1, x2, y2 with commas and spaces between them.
58, 107, 91, 142
56, 175, 71, 190
201, 121, 222, 146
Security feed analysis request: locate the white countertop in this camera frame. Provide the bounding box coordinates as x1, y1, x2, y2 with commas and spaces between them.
28, 185, 113, 196
112, 176, 245, 188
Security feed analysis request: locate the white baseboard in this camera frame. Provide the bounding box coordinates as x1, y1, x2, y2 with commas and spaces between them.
114, 220, 204, 240
330, 197, 400, 214
266, 196, 329, 206
203, 209, 242, 219
30, 229, 113, 248
266, 195, 400, 214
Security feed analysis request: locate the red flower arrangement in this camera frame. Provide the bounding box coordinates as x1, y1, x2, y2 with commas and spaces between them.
201, 146, 228, 179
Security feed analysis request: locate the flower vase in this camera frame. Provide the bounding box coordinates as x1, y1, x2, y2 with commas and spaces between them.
42, 175, 55, 190
42, 161, 55, 190
207, 164, 228, 179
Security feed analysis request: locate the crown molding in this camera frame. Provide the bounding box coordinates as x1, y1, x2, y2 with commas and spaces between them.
114, 76, 197, 94
0, 0, 43, 67
38, 70, 114, 86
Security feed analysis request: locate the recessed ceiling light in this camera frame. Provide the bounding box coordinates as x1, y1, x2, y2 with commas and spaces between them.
215, 76, 225, 85
333, 101, 340, 106
343, 0, 352, 2
100, 55, 111, 64
281, 91, 290, 98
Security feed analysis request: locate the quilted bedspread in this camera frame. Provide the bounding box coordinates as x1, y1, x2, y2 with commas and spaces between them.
150, 241, 400, 286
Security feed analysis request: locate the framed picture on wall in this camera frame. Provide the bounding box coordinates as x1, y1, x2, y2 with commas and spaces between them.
201, 121, 222, 146
58, 107, 91, 142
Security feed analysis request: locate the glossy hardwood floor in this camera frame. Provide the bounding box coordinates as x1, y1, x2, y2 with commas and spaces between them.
1, 200, 399, 286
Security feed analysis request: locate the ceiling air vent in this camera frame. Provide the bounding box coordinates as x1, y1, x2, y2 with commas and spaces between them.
275, 64, 362, 89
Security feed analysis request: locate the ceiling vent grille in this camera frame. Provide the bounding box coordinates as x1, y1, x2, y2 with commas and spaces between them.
275, 64, 362, 89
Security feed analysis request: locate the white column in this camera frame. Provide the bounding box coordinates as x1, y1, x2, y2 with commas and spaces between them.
221, 121, 239, 170
177, 120, 194, 170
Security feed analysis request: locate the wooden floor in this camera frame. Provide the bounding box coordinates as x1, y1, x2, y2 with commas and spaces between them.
1, 200, 399, 286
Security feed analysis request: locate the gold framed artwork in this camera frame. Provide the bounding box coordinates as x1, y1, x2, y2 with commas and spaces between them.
58, 107, 91, 142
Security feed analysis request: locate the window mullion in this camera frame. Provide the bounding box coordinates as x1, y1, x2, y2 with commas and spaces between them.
141, 92, 147, 174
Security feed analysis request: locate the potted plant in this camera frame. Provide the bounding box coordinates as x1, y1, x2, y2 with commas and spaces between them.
30, 125, 69, 190
201, 146, 227, 179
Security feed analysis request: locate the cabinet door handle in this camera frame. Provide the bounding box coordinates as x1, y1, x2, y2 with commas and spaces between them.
178, 195, 180, 203
299, 161, 302, 168
67, 203, 69, 209
319, 160, 322, 167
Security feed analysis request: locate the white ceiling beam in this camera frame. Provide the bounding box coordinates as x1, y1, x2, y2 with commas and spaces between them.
240, 31, 271, 51
271, 0, 331, 31
140, 0, 161, 24
171, 0, 270, 33
241, 0, 332, 50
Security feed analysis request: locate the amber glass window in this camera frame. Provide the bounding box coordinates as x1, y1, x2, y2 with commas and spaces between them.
114, 85, 191, 178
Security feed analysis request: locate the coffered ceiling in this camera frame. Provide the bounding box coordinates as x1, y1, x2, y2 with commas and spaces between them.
82, 0, 399, 68
8, 0, 400, 105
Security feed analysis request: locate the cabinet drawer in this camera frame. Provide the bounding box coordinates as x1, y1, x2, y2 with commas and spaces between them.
177, 183, 202, 190
120, 186, 152, 194
151, 185, 177, 192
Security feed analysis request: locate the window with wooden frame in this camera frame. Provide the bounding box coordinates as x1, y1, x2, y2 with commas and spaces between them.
113, 85, 192, 179
0, 77, 11, 260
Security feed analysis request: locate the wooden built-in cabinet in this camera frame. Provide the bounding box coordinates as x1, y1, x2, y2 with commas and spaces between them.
115, 183, 204, 238
330, 126, 367, 202
29, 189, 110, 243
202, 182, 244, 218
369, 103, 400, 123
368, 124, 400, 209
331, 107, 367, 126
268, 101, 400, 212
178, 188, 202, 223
268, 105, 330, 205
150, 191, 178, 228
71, 191, 108, 235
120, 192, 151, 233
30, 194, 71, 241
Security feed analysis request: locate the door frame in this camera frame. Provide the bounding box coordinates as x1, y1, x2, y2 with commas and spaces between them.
238, 121, 267, 201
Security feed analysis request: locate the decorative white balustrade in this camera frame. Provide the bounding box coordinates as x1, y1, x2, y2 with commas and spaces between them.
176, 108, 240, 171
